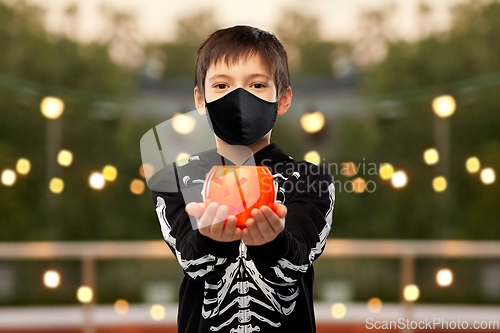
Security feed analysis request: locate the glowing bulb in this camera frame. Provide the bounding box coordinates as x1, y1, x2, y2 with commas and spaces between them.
1, 169, 16, 186
16, 158, 31, 175
172, 113, 196, 134
403, 284, 420, 302
391, 171, 407, 188
432, 95, 456, 118
436, 269, 453, 287
141, 163, 154, 178
423, 148, 439, 165
352, 177, 366, 193
41, 96, 64, 119
114, 299, 129, 315
433, 176, 447, 192
102, 165, 117, 181
150, 304, 165, 321
57, 150, 73, 167
304, 151, 321, 165
130, 179, 145, 195
77, 286, 93, 303
342, 162, 357, 177
465, 157, 480, 173
367, 298, 382, 313
49, 177, 64, 193
330, 303, 346, 319
300, 111, 325, 133
175, 152, 191, 166
89, 172, 105, 190
380, 163, 394, 180
43, 270, 60, 289
480, 168, 495, 185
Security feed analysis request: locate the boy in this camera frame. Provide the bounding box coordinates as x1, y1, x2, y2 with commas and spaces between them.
151, 25, 335, 332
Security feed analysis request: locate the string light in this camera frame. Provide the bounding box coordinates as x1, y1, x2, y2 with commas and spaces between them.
391, 171, 408, 188
43, 270, 61, 289
423, 148, 439, 165
300, 111, 325, 133
436, 269, 453, 287
16, 158, 31, 175
330, 303, 346, 319
77, 286, 93, 303
150, 304, 165, 320
41, 96, 64, 119
367, 298, 382, 313
1, 169, 16, 186
380, 163, 394, 180
304, 151, 321, 165
403, 284, 420, 302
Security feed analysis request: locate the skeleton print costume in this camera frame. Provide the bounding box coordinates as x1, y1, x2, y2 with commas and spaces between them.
151, 143, 335, 333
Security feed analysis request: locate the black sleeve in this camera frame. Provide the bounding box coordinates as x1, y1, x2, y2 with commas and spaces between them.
151, 183, 241, 282
245, 165, 335, 284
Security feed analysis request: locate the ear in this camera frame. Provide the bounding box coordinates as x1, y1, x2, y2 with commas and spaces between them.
194, 86, 206, 116
277, 87, 292, 116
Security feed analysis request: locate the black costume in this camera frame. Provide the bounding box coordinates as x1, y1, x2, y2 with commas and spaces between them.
151, 143, 335, 333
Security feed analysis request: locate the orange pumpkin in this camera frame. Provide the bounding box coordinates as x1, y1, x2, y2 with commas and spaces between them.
202, 165, 276, 228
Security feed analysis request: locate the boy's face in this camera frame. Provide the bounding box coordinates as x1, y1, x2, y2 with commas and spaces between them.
194, 52, 291, 150
195, 52, 291, 115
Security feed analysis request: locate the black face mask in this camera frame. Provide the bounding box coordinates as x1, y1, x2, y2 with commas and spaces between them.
204, 87, 278, 145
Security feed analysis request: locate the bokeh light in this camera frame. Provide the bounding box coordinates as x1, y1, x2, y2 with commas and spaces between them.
1, 169, 16, 186
466, 157, 481, 173
380, 163, 394, 180
352, 177, 366, 193
433, 176, 447, 192
480, 168, 495, 185
432, 95, 456, 118
172, 112, 196, 134
300, 111, 325, 133
424, 148, 439, 165
16, 158, 31, 175
367, 298, 382, 313
89, 172, 105, 190
77, 286, 93, 303
330, 303, 346, 319
102, 165, 118, 181
141, 163, 154, 178
43, 270, 60, 289
57, 150, 73, 167
40, 96, 65, 119
436, 268, 453, 287
114, 299, 129, 315
150, 304, 165, 321
342, 162, 357, 177
49, 177, 64, 193
175, 152, 191, 166
130, 179, 145, 195
391, 171, 407, 188
304, 151, 321, 165
403, 284, 420, 302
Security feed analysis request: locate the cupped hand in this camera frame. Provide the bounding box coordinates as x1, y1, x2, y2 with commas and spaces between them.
185, 202, 242, 242
241, 203, 287, 246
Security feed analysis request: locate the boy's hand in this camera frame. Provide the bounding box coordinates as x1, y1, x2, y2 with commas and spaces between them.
185, 202, 242, 242
241, 203, 287, 246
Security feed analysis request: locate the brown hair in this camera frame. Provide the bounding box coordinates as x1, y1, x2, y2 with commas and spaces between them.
195, 25, 290, 101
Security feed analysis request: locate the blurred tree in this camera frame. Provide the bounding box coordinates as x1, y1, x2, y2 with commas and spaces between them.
143, 8, 221, 79
354, 0, 500, 240
0, 0, 147, 242
274, 7, 351, 77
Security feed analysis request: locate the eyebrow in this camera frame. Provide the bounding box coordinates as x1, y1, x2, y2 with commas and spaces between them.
207, 73, 272, 82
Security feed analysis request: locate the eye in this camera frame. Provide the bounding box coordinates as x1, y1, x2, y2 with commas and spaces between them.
214, 84, 227, 89
252, 83, 266, 89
